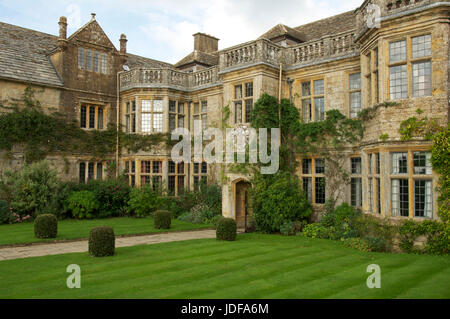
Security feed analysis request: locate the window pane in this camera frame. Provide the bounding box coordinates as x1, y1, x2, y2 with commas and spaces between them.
177, 176, 185, 194
301, 82, 311, 96
413, 152, 432, 174
314, 97, 324, 121
368, 178, 373, 212
201, 101, 207, 113
169, 114, 176, 132
412, 61, 431, 97
314, 80, 324, 95
201, 114, 207, 131
178, 115, 184, 129
389, 40, 406, 63
315, 158, 325, 174
193, 162, 199, 174
245, 99, 253, 123
80, 105, 87, 128
168, 176, 175, 194
235, 85, 242, 99
351, 157, 362, 174
351, 178, 362, 207
89, 106, 95, 129
153, 113, 163, 132
96, 163, 102, 180
152, 176, 162, 192
349, 73, 361, 90
152, 161, 162, 174
391, 153, 408, 174
101, 53, 107, 74
97, 107, 103, 130
392, 179, 409, 217
168, 161, 176, 174
153, 100, 163, 112
412, 34, 431, 59
389, 65, 407, 99
169, 100, 176, 113
414, 180, 432, 218
376, 178, 381, 214
302, 99, 311, 123
79, 162, 85, 183
178, 103, 184, 114
302, 159, 312, 174
201, 162, 207, 174
141, 161, 151, 174
368, 154, 373, 174
94, 51, 99, 72
235, 101, 242, 124
141, 113, 151, 132
131, 161, 135, 173
350, 91, 361, 118
302, 177, 312, 202
78, 47, 84, 70
142, 100, 152, 112
131, 114, 136, 133
376, 153, 380, 174
86, 49, 92, 71
245, 82, 253, 97
88, 162, 94, 180
315, 177, 326, 204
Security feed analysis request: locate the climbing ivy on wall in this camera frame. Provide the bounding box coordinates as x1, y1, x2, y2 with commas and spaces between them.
0, 87, 171, 164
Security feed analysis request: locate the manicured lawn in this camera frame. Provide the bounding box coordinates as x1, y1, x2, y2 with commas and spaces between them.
0, 233, 449, 298
0, 217, 212, 246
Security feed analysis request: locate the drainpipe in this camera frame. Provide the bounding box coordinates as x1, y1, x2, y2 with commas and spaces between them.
116, 71, 123, 179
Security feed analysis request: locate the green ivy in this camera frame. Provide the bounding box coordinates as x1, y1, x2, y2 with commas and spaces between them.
0, 87, 171, 164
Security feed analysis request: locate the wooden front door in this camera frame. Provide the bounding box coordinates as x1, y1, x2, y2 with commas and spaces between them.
235, 181, 251, 229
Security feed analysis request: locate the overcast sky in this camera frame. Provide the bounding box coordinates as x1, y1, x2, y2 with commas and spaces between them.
0, 0, 362, 64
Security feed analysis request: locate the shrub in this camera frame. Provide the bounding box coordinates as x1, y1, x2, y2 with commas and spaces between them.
251, 172, 312, 233
353, 215, 397, 252
66, 190, 99, 219
88, 226, 115, 257
364, 236, 385, 252
342, 237, 371, 252
199, 182, 222, 215
320, 203, 361, 239
0, 200, 12, 224
303, 223, 330, 239
280, 221, 295, 236
177, 210, 204, 224
34, 214, 57, 238
399, 219, 449, 255
216, 218, 237, 241
293, 220, 307, 233
85, 179, 131, 218
154, 210, 171, 229
128, 185, 162, 218
2, 161, 59, 218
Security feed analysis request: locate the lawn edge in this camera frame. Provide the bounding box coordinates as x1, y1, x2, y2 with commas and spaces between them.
0, 227, 215, 248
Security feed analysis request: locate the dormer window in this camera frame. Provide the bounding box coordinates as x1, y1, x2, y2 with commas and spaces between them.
78, 47, 108, 74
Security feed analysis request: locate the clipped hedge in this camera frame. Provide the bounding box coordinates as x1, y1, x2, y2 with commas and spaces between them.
216, 218, 237, 241
34, 214, 58, 238
88, 226, 115, 257
154, 210, 171, 229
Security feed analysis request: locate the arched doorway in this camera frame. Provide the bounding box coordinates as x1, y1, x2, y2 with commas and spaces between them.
235, 180, 252, 231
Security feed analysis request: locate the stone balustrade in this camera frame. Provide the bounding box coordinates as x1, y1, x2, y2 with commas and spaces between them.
120, 32, 359, 90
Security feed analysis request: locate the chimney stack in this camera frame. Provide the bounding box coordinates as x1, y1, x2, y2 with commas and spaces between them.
193, 33, 219, 53
120, 34, 127, 55
59, 16, 67, 40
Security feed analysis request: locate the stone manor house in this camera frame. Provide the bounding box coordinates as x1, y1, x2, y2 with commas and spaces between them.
0, 0, 448, 226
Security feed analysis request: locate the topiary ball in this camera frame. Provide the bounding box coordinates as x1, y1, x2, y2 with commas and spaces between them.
216, 217, 237, 241
89, 226, 115, 257
154, 210, 171, 229
34, 214, 58, 238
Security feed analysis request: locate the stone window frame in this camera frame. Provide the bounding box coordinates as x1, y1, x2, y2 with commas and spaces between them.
169, 100, 186, 132
349, 72, 362, 118
168, 160, 186, 196
386, 32, 432, 101
193, 100, 208, 131
139, 159, 163, 192
233, 81, 254, 124
79, 160, 104, 184
124, 159, 136, 187
350, 156, 362, 208
125, 100, 136, 133
300, 78, 325, 123
192, 161, 208, 191
367, 151, 381, 215
79, 103, 107, 130
140, 98, 164, 133
300, 157, 326, 205
77, 46, 108, 74
388, 148, 434, 219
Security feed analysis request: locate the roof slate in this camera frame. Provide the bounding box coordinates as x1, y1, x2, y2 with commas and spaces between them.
127, 53, 173, 69
293, 10, 356, 41
174, 50, 219, 68
258, 24, 307, 42
0, 22, 63, 86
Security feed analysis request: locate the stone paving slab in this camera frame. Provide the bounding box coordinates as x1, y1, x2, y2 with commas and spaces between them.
0, 229, 217, 261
